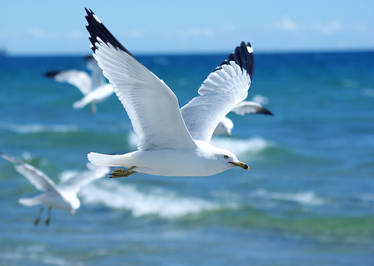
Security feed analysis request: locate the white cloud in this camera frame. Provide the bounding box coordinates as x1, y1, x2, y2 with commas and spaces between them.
181, 27, 214, 38
319, 20, 341, 34
219, 24, 236, 34
352, 24, 367, 33
28, 28, 46, 39
275, 16, 297, 31
28, 27, 60, 40
126, 29, 144, 39
67, 30, 83, 39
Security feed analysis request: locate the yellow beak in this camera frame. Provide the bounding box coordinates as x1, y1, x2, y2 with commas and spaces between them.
229, 161, 250, 170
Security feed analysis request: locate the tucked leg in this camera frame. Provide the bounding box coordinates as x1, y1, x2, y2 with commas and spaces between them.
110, 166, 136, 178
34, 207, 43, 226
45, 207, 52, 226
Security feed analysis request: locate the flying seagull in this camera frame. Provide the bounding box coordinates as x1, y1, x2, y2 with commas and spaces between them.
1, 153, 109, 226
214, 101, 273, 136
45, 56, 113, 113
85, 8, 258, 178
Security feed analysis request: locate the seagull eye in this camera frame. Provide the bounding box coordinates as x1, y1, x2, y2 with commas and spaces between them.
224, 155, 229, 159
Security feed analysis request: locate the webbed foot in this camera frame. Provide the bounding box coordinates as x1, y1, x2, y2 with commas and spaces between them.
34, 207, 43, 226
110, 166, 136, 178
34, 217, 40, 226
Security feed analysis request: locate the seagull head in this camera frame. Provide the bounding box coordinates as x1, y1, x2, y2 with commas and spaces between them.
216, 149, 249, 171
69, 198, 80, 215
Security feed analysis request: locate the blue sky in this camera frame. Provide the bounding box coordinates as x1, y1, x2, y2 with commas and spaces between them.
1, 0, 373, 54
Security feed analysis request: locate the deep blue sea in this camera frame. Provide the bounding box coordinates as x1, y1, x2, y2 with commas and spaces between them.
0, 51, 373, 265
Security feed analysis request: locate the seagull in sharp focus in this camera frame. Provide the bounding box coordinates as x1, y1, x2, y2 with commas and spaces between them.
85, 8, 260, 178
1, 152, 109, 226
213, 100, 273, 136
45, 56, 113, 113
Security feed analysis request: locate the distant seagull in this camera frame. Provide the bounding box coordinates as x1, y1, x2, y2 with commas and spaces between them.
44, 56, 113, 113
0, 153, 109, 226
85, 9, 260, 178
214, 101, 273, 136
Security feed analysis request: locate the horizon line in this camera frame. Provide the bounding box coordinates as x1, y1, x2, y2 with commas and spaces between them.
3, 47, 374, 57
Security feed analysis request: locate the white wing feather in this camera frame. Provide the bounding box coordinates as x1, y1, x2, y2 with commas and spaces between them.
47, 70, 92, 95
231, 101, 272, 115
181, 42, 254, 142
0, 153, 60, 194
58, 165, 109, 195
213, 116, 234, 136
73, 84, 113, 109
86, 57, 106, 89
85, 9, 196, 150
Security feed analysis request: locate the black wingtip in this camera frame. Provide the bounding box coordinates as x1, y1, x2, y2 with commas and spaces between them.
258, 107, 273, 116
217, 41, 254, 79
84, 8, 92, 16
44, 71, 60, 78
84, 8, 134, 57
84, 55, 94, 61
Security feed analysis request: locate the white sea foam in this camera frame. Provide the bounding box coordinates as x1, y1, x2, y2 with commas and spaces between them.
128, 132, 138, 147
152, 56, 169, 66
359, 193, 374, 202
58, 169, 81, 182
0, 244, 79, 266
0, 123, 78, 134
211, 137, 271, 155
252, 189, 325, 206
129, 132, 271, 156
21, 151, 33, 161
80, 181, 228, 218
129, 133, 271, 156
342, 79, 358, 88
362, 88, 374, 97
252, 94, 269, 105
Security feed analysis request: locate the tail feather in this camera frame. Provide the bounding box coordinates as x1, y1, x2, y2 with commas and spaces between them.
19, 196, 43, 206
88, 152, 131, 167
90, 103, 97, 114
73, 98, 87, 109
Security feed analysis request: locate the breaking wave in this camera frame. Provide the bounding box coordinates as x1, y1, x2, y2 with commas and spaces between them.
252, 94, 269, 105
362, 88, 374, 97
251, 189, 325, 206
128, 132, 272, 156
211, 137, 272, 155
80, 181, 232, 218
0, 123, 78, 134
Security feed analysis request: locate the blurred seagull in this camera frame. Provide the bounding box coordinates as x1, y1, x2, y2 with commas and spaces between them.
84, 9, 263, 178
214, 100, 273, 136
44, 56, 113, 113
0, 153, 109, 226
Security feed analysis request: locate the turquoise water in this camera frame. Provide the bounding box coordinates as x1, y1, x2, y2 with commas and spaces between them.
0, 51, 373, 265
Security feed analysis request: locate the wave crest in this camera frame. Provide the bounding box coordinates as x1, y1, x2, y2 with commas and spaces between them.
80, 181, 225, 218
252, 189, 325, 206
0, 123, 78, 134
211, 137, 272, 155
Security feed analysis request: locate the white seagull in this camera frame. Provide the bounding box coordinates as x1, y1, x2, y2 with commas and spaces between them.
213, 100, 273, 136
85, 9, 259, 178
45, 56, 113, 113
1, 153, 109, 226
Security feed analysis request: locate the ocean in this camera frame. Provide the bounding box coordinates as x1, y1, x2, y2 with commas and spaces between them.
0, 51, 373, 265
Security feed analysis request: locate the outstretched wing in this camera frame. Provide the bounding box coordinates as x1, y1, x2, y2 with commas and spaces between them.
73, 84, 113, 109
85, 9, 196, 150
181, 42, 254, 142
0, 153, 60, 194
45, 70, 92, 95
85, 55, 106, 89
58, 164, 109, 195
231, 101, 273, 116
